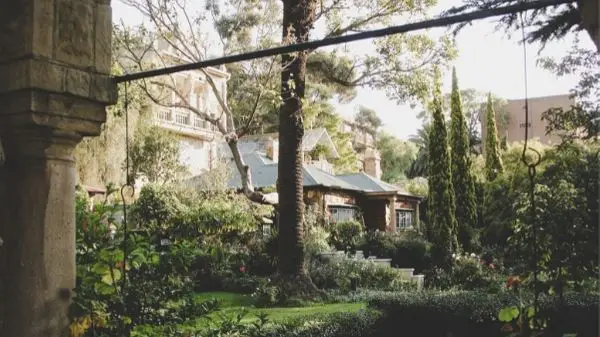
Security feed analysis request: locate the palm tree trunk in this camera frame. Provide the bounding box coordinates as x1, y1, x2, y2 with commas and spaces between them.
277, 0, 316, 277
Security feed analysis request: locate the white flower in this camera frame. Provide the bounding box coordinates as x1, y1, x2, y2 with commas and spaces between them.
470, 253, 476, 258
452, 253, 456, 258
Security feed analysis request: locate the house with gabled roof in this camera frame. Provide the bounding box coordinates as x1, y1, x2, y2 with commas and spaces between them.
189, 128, 422, 232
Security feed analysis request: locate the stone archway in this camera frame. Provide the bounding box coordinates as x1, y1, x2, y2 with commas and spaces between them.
0, 1, 116, 336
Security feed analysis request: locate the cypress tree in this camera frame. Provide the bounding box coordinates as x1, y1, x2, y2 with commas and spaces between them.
484, 93, 504, 181
449, 68, 478, 252
428, 69, 459, 268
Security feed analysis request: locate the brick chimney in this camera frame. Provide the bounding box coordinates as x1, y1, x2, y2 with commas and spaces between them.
363, 148, 382, 179
266, 138, 279, 163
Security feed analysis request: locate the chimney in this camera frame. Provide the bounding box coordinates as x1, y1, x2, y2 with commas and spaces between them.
363, 148, 382, 179
266, 138, 279, 163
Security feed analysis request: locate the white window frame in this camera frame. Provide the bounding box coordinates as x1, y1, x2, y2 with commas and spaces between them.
396, 209, 413, 230
329, 205, 358, 223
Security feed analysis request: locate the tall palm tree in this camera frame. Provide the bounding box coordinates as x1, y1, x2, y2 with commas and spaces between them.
406, 124, 431, 178
277, 0, 317, 282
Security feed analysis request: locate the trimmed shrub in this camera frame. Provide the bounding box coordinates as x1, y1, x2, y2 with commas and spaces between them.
361, 231, 432, 273
267, 310, 382, 337
130, 183, 187, 228
329, 220, 365, 252
368, 291, 599, 337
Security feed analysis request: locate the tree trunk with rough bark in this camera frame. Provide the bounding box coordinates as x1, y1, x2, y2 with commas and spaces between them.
277, 0, 317, 279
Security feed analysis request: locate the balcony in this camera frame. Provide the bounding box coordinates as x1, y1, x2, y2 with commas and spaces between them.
306, 159, 335, 175
155, 108, 218, 139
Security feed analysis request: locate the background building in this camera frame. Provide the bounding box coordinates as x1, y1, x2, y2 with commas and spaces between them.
480, 94, 573, 147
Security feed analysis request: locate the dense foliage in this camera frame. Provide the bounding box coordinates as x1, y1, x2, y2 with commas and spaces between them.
427, 70, 459, 268
360, 231, 432, 273
71, 191, 219, 337
449, 68, 478, 252
370, 291, 599, 337
129, 126, 187, 185
484, 93, 505, 181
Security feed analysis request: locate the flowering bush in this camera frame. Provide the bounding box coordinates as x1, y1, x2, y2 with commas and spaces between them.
250, 278, 280, 308
308, 255, 417, 292
425, 252, 504, 291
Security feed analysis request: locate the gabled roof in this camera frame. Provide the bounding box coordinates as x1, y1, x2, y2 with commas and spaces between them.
303, 166, 360, 190
191, 152, 418, 198
336, 172, 410, 194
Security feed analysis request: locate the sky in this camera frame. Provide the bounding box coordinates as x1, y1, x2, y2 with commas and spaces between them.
112, 0, 595, 140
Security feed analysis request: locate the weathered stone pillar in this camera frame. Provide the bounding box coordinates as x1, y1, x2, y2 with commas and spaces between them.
414, 201, 421, 232
388, 197, 397, 233
0, 0, 116, 336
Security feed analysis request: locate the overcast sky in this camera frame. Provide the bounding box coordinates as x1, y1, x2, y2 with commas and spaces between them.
112, 0, 595, 140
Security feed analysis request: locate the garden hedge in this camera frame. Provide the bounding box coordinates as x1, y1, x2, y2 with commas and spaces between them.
268, 310, 381, 337
368, 291, 599, 337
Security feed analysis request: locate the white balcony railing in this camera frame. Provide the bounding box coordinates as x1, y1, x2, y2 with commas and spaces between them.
306, 159, 334, 175
157, 109, 172, 121
175, 112, 190, 125
156, 108, 218, 135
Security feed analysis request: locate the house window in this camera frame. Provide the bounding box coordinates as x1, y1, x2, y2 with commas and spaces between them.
329, 206, 357, 223
396, 210, 413, 230
262, 224, 272, 237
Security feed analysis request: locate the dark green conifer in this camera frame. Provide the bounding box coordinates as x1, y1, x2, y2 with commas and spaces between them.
449, 68, 478, 252
428, 68, 459, 268
484, 93, 504, 181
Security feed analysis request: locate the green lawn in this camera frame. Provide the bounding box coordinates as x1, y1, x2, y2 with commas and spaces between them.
194, 292, 365, 323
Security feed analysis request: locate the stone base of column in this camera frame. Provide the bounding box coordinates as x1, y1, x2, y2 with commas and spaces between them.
0, 130, 81, 337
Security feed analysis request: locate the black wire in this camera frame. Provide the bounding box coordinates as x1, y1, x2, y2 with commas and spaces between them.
114, 0, 573, 83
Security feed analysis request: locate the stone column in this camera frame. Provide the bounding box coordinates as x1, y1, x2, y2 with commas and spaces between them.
389, 197, 397, 233
0, 0, 116, 336
414, 201, 421, 232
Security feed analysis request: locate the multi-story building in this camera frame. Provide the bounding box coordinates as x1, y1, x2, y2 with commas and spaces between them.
125, 39, 231, 177
340, 118, 382, 179
480, 94, 573, 147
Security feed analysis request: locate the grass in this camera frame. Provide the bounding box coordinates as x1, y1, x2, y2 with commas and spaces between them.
193, 291, 365, 323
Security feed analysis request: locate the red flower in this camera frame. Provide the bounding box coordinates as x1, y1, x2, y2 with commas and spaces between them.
239, 265, 246, 273
506, 275, 521, 289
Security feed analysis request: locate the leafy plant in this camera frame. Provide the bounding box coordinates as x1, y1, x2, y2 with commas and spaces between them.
70, 193, 217, 337
329, 220, 364, 252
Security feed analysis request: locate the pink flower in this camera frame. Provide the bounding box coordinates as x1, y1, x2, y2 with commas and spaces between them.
506, 275, 521, 289
239, 265, 246, 273
489, 263, 495, 269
